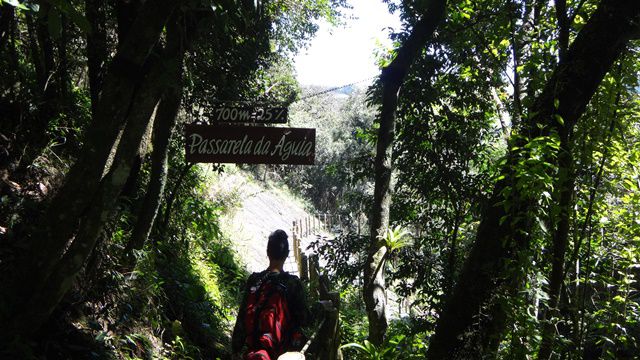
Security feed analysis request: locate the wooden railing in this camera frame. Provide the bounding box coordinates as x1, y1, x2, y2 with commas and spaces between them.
290, 216, 342, 360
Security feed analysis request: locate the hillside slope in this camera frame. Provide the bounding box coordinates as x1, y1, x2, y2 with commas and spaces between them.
212, 167, 314, 274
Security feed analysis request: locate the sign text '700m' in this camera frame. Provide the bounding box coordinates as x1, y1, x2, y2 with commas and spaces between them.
208, 106, 288, 124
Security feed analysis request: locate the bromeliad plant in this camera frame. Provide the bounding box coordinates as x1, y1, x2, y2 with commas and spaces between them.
340, 333, 427, 360
380, 226, 412, 255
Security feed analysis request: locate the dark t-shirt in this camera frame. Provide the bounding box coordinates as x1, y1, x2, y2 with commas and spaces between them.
231, 270, 310, 354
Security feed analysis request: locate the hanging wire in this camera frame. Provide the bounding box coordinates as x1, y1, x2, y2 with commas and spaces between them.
206, 75, 379, 106
292, 75, 379, 103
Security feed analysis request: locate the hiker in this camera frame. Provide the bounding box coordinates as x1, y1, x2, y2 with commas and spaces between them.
232, 229, 310, 360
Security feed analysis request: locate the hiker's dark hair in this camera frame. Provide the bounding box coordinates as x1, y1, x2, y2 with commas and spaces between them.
267, 229, 289, 260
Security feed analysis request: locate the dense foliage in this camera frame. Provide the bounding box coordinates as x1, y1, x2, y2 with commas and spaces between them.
1, 0, 639, 359
0, 0, 344, 358
291, 0, 640, 359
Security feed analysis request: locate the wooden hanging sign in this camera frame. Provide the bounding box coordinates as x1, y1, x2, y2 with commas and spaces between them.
185, 124, 315, 165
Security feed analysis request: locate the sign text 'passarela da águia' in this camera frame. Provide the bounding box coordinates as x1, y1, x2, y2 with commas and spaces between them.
185, 124, 315, 165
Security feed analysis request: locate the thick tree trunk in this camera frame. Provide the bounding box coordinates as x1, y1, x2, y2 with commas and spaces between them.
12, 39, 184, 334
126, 34, 185, 255
537, 138, 574, 360
0, 0, 179, 337
427, 1, 640, 358
26, 0, 178, 290
555, 0, 569, 62
116, 0, 141, 41
535, 3, 573, 357
364, 0, 447, 346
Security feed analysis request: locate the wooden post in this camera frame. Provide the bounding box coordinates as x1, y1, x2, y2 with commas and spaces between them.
328, 291, 341, 360
300, 254, 343, 360
297, 237, 302, 274
317, 285, 341, 360
293, 232, 300, 266
301, 254, 308, 281
309, 254, 319, 297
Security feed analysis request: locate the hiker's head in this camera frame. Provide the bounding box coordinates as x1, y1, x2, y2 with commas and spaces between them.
267, 229, 289, 261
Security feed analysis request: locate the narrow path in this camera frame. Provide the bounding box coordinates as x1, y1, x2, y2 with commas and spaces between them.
212, 169, 313, 274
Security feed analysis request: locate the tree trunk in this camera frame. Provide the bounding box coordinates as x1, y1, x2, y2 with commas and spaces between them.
17, 7, 57, 169
58, 15, 70, 102
508, 0, 523, 125
85, 0, 109, 117
364, 0, 447, 346
126, 32, 185, 255
0, 3, 14, 49
535, 3, 573, 357
446, 206, 462, 293
25, 0, 179, 292
161, 162, 195, 236
35, 3, 57, 115
0, 3, 17, 102
25, 13, 44, 89
427, 1, 640, 358
0, 0, 179, 337
537, 138, 575, 360
116, 0, 141, 41
12, 38, 184, 334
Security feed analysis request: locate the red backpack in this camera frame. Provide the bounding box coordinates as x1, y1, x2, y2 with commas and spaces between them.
243, 273, 294, 360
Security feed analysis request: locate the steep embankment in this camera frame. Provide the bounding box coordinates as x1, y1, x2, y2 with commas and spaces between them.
211, 167, 313, 273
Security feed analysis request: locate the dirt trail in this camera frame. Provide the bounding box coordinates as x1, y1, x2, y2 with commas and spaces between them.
213, 169, 409, 319
214, 170, 313, 274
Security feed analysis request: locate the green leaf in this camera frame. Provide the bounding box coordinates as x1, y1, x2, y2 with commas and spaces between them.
340, 342, 368, 352
4, 0, 28, 9
554, 114, 564, 126
554, 98, 559, 109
